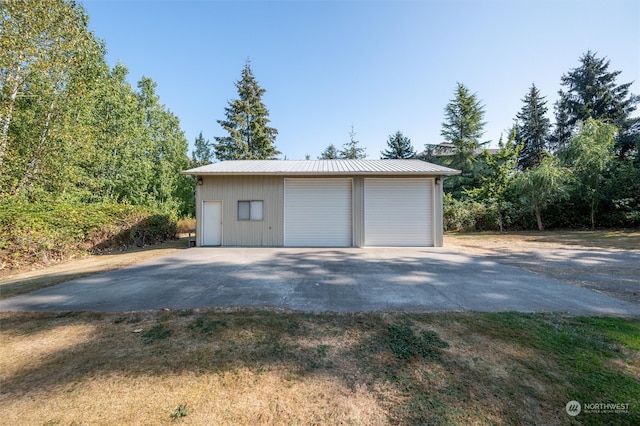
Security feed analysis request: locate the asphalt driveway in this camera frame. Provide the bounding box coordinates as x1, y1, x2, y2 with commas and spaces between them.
0, 248, 638, 315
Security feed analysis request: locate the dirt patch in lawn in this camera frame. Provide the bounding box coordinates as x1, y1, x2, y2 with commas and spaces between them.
445, 230, 640, 304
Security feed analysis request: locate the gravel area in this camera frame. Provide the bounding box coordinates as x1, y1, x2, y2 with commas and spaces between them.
445, 233, 640, 304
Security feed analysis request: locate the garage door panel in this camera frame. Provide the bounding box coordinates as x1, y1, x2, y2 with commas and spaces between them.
365, 178, 433, 246
285, 179, 352, 247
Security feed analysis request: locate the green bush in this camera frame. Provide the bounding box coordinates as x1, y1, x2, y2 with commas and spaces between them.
443, 194, 499, 232
0, 201, 178, 270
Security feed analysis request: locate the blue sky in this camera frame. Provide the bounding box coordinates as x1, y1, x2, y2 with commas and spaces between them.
82, 0, 640, 160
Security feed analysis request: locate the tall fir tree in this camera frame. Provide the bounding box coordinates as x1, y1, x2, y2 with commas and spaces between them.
440, 82, 487, 173
339, 127, 367, 159
440, 82, 486, 194
214, 61, 279, 160
514, 84, 551, 170
553, 51, 639, 156
381, 131, 416, 159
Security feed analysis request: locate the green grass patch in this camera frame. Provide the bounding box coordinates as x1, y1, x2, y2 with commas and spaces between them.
386, 320, 448, 361
468, 313, 640, 425
142, 323, 172, 344
187, 316, 229, 334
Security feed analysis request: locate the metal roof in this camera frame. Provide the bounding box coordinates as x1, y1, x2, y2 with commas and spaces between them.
183, 160, 460, 176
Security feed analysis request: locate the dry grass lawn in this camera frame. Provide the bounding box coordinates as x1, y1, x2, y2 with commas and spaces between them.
1, 310, 638, 425
445, 229, 640, 251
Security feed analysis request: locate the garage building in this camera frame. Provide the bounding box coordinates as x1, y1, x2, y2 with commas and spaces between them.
183, 159, 459, 247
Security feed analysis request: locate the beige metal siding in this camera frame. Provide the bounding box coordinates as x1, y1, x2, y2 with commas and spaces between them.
364, 178, 434, 246
352, 177, 365, 247
284, 178, 352, 247
198, 175, 284, 246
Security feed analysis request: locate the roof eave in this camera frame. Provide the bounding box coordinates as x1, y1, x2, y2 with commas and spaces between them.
181, 170, 461, 176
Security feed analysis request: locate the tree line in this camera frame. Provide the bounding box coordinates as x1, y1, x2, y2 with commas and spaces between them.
2, 1, 638, 230
432, 51, 639, 230
1, 0, 192, 215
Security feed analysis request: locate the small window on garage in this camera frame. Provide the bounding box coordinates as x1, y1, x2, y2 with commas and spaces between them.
238, 200, 263, 221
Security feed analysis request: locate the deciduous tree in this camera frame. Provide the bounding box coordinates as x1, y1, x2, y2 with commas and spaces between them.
513, 155, 572, 231
137, 76, 190, 214
84, 63, 150, 204
562, 119, 616, 229
467, 132, 521, 232
0, 0, 104, 196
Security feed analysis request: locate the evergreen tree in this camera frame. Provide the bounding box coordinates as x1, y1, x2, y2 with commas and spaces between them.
381, 131, 416, 159
514, 84, 551, 170
192, 131, 213, 166
339, 127, 367, 159
440, 83, 487, 195
440, 83, 487, 174
318, 144, 339, 159
214, 61, 279, 160
554, 51, 639, 156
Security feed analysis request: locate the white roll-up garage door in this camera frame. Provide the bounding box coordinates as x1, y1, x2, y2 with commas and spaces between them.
364, 178, 433, 246
284, 178, 352, 247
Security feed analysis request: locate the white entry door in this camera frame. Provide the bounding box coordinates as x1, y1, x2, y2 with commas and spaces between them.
202, 201, 222, 246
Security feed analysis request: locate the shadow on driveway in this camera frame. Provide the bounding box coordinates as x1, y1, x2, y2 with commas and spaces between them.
0, 248, 638, 316
478, 247, 640, 304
